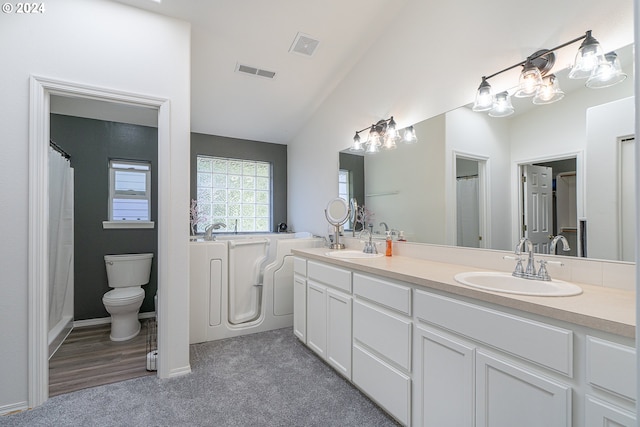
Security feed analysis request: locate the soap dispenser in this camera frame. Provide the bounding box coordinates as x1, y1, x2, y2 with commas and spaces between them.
385, 231, 392, 257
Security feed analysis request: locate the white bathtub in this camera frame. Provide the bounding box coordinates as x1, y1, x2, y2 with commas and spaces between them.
189, 233, 324, 343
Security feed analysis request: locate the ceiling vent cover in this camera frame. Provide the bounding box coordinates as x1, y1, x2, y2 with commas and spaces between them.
235, 63, 276, 79
289, 32, 320, 57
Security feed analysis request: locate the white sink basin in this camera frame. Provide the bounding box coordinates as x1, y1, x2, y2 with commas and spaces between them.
454, 271, 582, 297
325, 250, 384, 259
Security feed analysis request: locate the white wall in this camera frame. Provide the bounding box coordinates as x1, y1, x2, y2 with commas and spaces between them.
445, 107, 512, 250
586, 97, 636, 260
365, 115, 446, 243
0, 0, 191, 412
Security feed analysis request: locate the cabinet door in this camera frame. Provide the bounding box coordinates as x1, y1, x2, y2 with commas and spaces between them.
293, 275, 306, 342
585, 395, 636, 427
326, 288, 352, 379
306, 281, 327, 358
415, 325, 474, 427
476, 351, 571, 427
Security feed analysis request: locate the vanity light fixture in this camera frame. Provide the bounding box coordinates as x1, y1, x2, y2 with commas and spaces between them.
472, 30, 626, 117
350, 116, 417, 153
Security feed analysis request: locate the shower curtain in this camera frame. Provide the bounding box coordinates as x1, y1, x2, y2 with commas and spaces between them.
456, 176, 480, 248
48, 147, 74, 343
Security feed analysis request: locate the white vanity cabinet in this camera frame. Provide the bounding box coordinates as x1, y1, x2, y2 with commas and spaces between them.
305, 261, 352, 379
413, 290, 573, 427
292, 257, 307, 342
291, 253, 635, 427
352, 273, 412, 426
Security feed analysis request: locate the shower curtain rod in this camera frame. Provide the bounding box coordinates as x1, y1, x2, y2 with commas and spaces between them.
49, 139, 70, 160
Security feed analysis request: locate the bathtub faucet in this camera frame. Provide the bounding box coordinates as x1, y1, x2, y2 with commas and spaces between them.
204, 222, 226, 240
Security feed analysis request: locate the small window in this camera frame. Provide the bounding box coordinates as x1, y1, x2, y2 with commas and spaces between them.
338, 169, 351, 229
109, 160, 151, 221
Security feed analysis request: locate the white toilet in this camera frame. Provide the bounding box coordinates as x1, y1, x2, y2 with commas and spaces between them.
103, 253, 154, 341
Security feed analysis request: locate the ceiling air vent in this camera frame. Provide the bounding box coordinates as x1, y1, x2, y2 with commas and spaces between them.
235, 63, 276, 79
289, 32, 320, 57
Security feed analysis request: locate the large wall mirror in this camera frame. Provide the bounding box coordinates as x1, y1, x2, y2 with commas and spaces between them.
339, 43, 634, 262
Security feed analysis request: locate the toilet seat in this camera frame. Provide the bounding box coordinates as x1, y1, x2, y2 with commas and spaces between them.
103, 287, 145, 305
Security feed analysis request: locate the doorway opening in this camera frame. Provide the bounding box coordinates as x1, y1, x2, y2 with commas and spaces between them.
454, 153, 489, 249
29, 76, 170, 408
518, 156, 579, 256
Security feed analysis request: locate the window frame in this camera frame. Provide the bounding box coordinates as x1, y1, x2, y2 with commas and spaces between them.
103, 159, 154, 229
195, 155, 273, 234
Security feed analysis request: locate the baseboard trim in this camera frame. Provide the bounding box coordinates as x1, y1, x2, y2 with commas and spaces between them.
73, 312, 156, 328
0, 401, 29, 417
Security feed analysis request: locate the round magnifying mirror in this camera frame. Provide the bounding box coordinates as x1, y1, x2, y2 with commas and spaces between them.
325, 197, 349, 225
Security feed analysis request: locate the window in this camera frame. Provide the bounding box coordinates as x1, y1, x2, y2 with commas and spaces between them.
196, 156, 271, 233
109, 160, 151, 221
338, 169, 351, 229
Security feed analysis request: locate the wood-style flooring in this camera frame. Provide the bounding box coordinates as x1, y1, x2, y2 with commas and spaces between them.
49, 321, 155, 397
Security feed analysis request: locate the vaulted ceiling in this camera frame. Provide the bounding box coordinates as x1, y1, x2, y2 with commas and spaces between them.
113, 0, 634, 144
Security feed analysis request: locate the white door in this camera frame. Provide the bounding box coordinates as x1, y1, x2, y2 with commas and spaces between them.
415, 325, 474, 427
326, 288, 352, 379
293, 275, 306, 342
306, 281, 327, 358
476, 351, 571, 427
522, 165, 553, 253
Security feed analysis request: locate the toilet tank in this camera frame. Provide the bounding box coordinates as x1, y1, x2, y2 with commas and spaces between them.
104, 253, 154, 287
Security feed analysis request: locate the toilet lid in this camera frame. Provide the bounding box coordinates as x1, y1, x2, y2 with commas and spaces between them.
103, 287, 145, 303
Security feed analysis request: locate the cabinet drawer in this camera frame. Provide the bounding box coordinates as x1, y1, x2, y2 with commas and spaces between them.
353, 300, 411, 371
586, 336, 636, 401
293, 257, 306, 276
353, 273, 411, 315
353, 343, 411, 426
308, 261, 351, 293
415, 290, 573, 376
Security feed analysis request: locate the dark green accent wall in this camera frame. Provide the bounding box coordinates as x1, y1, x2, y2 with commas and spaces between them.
190, 132, 288, 232
50, 114, 158, 320
339, 152, 365, 230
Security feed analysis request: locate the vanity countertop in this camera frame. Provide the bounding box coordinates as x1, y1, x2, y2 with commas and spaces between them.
292, 248, 635, 339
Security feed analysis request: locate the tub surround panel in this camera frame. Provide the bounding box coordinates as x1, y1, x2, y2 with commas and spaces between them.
293, 246, 635, 338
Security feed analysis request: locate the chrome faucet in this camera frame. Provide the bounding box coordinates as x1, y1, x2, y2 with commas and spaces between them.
204, 222, 226, 240
508, 237, 564, 281
550, 235, 571, 255
515, 237, 536, 278
379, 222, 389, 232
362, 224, 378, 254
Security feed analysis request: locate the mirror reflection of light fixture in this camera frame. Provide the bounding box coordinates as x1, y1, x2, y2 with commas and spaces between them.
533, 74, 565, 104
586, 51, 628, 88
488, 91, 514, 117
403, 125, 417, 144
472, 31, 625, 118
350, 116, 417, 153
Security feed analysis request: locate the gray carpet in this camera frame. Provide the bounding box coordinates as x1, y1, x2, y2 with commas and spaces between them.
2, 328, 398, 426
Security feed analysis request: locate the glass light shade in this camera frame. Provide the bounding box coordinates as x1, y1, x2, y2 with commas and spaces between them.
472, 78, 493, 112
382, 133, 398, 150
569, 31, 605, 79
533, 74, 565, 105
386, 117, 399, 140
350, 132, 364, 151
367, 125, 381, 147
403, 126, 417, 144
365, 139, 380, 154
515, 61, 543, 98
586, 52, 627, 88
488, 91, 514, 117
